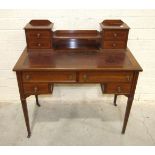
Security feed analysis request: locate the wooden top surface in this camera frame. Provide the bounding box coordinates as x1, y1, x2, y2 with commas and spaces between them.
100, 24, 130, 30
13, 48, 142, 72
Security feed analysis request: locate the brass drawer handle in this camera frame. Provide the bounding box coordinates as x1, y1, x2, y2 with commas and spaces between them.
38, 43, 41, 47
68, 74, 73, 80
113, 33, 117, 37
34, 86, 38, 93
127, 76, 131, 82
83, 74, 88, 81
117, 86, 121, 93
37, 33, 41, 38
112, 43, 116, 47
25, 75, 30, 80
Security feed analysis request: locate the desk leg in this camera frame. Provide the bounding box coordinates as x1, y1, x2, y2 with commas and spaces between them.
121, 96, 133, 134
35, 95, 40, 107
21, 99, 31, 138
113, 94, 117, 106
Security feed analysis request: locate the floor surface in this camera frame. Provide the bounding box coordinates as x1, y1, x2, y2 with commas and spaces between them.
0, 84, 154, 145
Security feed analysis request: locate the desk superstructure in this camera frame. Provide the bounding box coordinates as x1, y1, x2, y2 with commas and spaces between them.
13, 19, 142, 138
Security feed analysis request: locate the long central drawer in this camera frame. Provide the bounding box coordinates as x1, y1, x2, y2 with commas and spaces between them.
79, 71, 133, 83
22, 71, 76, 82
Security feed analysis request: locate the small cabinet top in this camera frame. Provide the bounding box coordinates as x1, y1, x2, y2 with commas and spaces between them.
24, 20, 54, 30
100, 19, 130, 30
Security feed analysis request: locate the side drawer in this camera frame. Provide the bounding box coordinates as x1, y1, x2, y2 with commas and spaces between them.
22, 71, 76, 83
23, 83, 51, 95
103, 30, 128, 40
79, 71, 133, 83
27, 39, 51, 49
26, 30, 51, 39
105, 83, 131, 94
103, 41, 126, 49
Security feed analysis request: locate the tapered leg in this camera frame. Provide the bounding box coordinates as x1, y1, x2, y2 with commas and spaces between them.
35, 95, 40, 107
21, 99, 31, 138
121, 96, 134, 134
100, 83, 104, 93
113, 94, 117, 106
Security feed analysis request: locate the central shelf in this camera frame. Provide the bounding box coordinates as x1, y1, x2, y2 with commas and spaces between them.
53, 30, 101, 39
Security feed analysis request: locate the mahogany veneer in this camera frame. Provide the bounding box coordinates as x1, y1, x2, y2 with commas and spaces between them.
13, 19, 142, 138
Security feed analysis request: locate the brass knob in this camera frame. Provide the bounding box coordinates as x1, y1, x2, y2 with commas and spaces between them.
34, 86, 38, 93
83, 74, 88, 81
117, 86, 121, 93
38, 43, 41, 47
127, 76, 131, 82
37, 33, 41, 38
113, 33, 117, 37
112, 43, 116, 47
68, 74, 73, 80
25, 75, 30, 80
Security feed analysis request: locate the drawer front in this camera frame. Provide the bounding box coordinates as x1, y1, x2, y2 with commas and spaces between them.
27, 40, 51, 49
22, 71, 76, 83
103, 41, 126, 49
79, 72, 133, 83
104, 30, 128, 40
23, 83, 51, 94
26, 30, 51, 39
105, 83, 131, 94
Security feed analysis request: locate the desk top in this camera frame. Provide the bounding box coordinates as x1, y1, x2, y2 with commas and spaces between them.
13, 48, 142, 72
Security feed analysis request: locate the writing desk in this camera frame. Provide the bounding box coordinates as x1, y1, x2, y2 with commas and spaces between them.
13, 20, 142, 138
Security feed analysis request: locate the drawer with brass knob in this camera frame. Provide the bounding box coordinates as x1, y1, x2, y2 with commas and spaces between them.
26, 30, 51, 39
22, 71, 76, 82
103, 41, 126, 49
23, 83, 51, 95
103, 30, 128, 41
105, 83, 131, 94
27, 40, 51, 49
79, 72, 133, 83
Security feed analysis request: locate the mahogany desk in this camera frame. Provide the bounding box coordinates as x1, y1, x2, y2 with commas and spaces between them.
13, 20, 142, 138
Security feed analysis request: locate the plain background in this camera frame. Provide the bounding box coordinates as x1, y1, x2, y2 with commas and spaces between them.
1, 0, 155, 154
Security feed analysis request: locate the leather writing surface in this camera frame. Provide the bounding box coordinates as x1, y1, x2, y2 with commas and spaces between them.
23, 50, 132, 70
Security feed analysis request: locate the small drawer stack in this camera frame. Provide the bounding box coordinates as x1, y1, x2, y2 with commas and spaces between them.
24, 20, 53, 49
100, 20, 130, 49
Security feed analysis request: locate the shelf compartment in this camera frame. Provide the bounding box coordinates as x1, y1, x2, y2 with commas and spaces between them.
53, 30, 101, 39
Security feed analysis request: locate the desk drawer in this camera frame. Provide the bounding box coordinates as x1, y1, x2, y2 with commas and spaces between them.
26, 30, 51, 39
79, 72, 133, 83
104, 30, 128, 40
27, 40, 51, 49
105, 83, 131, 94
22, 71, 76, 82
103, 41, 126, 49
23, 83, 51, 94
